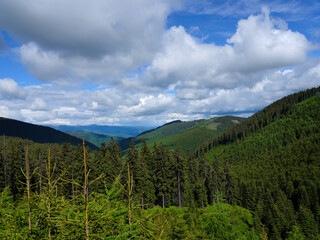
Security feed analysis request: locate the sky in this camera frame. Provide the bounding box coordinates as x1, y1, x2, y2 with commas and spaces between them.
0, 0, 320, 127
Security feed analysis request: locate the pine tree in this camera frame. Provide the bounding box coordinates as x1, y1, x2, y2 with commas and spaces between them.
184, 151, 198, 207
152, 142, 174, 208
198, 149, 208, 208
105, 137, 122, 189
7, 139, 25, 200
172, 148, 187, 208
137, 139, 155, 208
1, 135, 8, 190
125, 139, 139, 201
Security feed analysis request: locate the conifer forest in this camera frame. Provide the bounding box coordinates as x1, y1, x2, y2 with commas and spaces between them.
0, 86, 320, 239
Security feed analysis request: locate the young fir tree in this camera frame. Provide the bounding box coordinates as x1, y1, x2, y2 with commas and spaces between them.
1, 135, 8, 191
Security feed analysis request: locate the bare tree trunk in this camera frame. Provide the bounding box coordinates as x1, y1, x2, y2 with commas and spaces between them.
141, 195, 144, 210
26, 145, 32, 233
72, 169, 75, 199
162, 194, 165, 209
178, 175, 182, 208
47, 148, 51, 240
127, 162, 132, 225
3, 135, 7, 187
38, 151, 42, 194
83, 139, 89, 240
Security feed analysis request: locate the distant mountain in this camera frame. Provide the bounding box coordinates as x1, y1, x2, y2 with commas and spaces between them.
66, 131, 124, 147
0, 117, 98, 150
119, 116, 245, 153
52, 124, 153, 138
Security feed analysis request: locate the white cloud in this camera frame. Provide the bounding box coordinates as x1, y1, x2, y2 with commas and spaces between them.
1, 0, 179, 85
117, 94, 175, 116
142, 10, 310, 92
30, 98, 48, 111
176, 88, 209, 100
227, 10, 309, 71
0, 78, 27, 99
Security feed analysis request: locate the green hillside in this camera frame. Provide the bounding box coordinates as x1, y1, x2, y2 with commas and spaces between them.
201, 87, 320, 239
65, 131, 124, 147
119, 116, 244, 153
0, 117, 98, 150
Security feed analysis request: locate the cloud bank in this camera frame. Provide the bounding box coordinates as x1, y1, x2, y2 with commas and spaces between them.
0, 0, 319, 126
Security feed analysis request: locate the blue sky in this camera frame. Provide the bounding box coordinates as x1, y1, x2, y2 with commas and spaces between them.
0, 0, 319, 126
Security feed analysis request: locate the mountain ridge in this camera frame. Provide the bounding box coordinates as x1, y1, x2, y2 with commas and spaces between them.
119, 115, 245, 153
0, 117, 98, 150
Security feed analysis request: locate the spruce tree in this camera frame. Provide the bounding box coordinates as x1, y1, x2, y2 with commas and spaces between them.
106, 137, 122, 189
137, 139, 155, 208
7, 139, 25, 200
172, 148, 187, 208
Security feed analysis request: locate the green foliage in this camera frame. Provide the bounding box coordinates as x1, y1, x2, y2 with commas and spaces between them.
201, 203, 259, 240
287, 225, 306, 240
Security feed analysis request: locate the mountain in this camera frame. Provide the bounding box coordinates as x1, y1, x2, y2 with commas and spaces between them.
198, 86, 320, 239
65, 131, 124, 147
52, 124, 152, 138
0, 117, 98, 150
119, 115, 245, 153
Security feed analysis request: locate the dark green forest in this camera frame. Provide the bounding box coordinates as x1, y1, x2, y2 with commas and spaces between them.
0, 86, 320, 239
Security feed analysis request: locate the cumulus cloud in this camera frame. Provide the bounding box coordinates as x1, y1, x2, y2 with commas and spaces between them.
227, 10, 309, 71
0, 78, 27, 99
142, 10, 310, 93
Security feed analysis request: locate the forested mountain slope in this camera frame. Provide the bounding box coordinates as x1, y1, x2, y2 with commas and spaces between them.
195, 86, 320, 157
119, 116, 244, 153
0, 117, 98, 150
202, 87, 320, 239
0, 87, 319, 239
